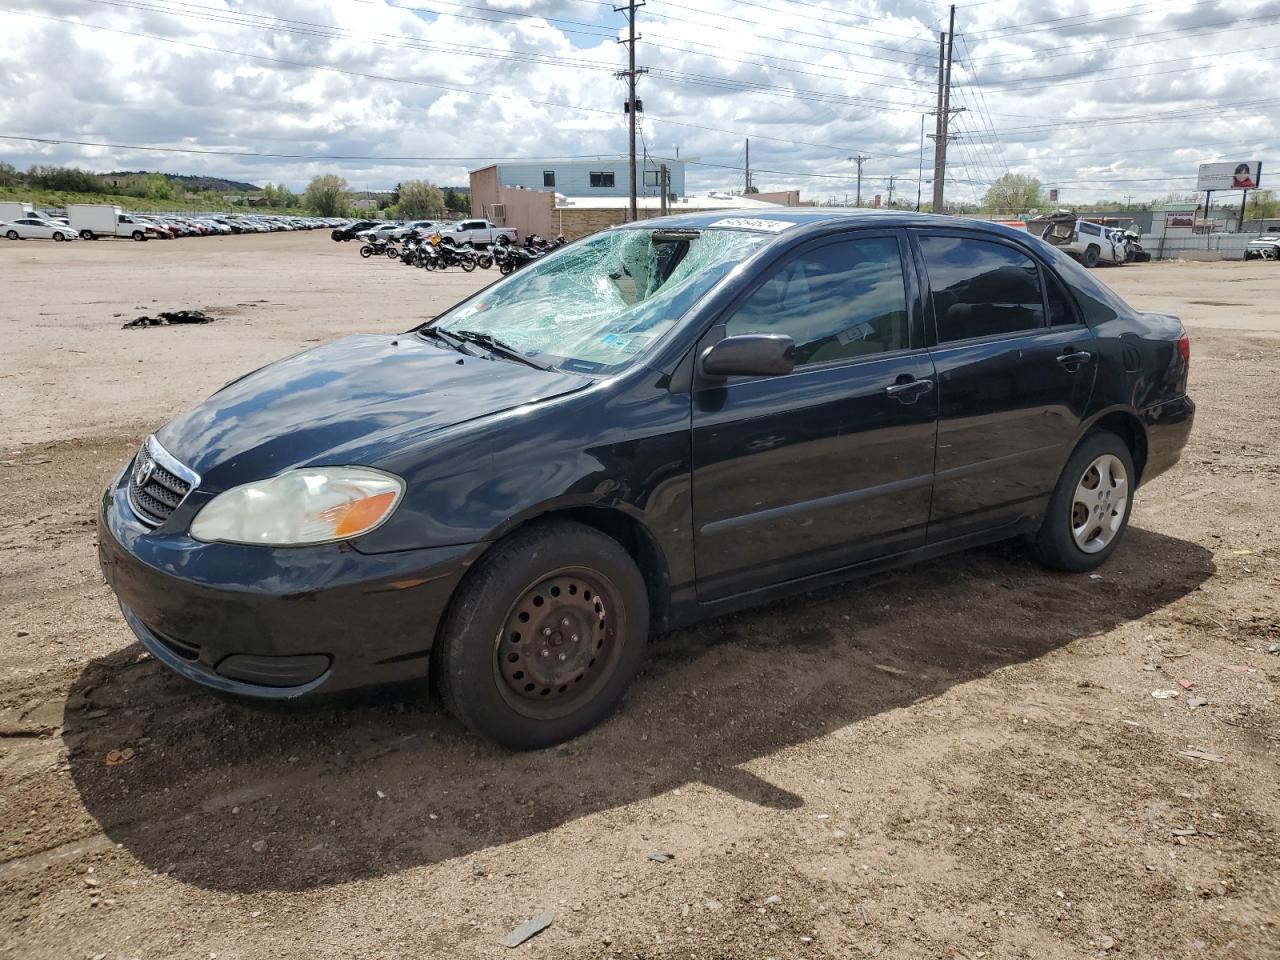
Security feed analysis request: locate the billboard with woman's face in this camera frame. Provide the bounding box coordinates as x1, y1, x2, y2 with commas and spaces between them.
1197, 161, 1263, 191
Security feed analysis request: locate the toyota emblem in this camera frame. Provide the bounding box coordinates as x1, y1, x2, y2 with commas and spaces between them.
134, 457, 154, 488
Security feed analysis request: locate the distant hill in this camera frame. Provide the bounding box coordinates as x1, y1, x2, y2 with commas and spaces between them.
103, 171, 261, 193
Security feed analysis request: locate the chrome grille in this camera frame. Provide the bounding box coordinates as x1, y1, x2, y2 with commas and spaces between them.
126, 436, 199, 527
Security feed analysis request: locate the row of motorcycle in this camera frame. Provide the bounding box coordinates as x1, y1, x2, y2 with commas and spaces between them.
358, 231, 567, 275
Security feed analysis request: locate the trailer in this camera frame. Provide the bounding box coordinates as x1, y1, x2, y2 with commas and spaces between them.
0, 201, 34, 222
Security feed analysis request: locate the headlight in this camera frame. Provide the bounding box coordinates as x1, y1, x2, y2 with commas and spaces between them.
190, 467, 404, 546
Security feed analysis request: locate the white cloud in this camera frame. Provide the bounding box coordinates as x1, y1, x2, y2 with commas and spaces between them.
0, 0, 1277, 203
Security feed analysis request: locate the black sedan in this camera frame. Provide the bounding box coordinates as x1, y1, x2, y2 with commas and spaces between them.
99, 210, 1194, 748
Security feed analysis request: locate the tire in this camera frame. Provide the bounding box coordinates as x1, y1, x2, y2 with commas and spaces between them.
386, 247, 400, 260
1082, 245, 1100, 268
5, 230, 17, 240
500, 261, 515, 275
359, 244, 374, 258
424, 258, 436, 270
1033, 429, 1136, 573
132, 231, 145, 241
460, 257, 476, 273
433, 520, 649, 749
53, 232, 66, 242
79, 230, 94, 240
477, 254, 494, 269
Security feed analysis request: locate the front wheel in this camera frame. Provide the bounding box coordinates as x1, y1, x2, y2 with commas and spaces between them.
359, 244, 374, 258
1082, 245, 1100, 268
53, 232, 67, 242
500, 261, 515, 275
1034, 430, 1135, 573
386, 246, 400, 260
476, 254, 494, 269
132, 231, 146, 241
433, 521, 649, 749
460, 257, 476, 272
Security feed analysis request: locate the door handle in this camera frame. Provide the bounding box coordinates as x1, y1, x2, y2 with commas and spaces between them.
885, 378, 934, 403
1056, 350, 1092, 371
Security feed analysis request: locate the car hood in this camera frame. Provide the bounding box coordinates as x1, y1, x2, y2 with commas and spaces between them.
156, 333, 590, 485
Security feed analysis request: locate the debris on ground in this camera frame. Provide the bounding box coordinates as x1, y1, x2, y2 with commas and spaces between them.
703, 899, 723, 911
647, 851, 674, 863
251, 839, 267, 853
1151, 689, 1181, 699
122, 310, 214, 329
500, 910, 555, 948
1177, 748, 1226, 763
1221, 664, 1257, 673
1188, 694, 1210, 709
103, 747, 134, 766
1177, 678, 1195, 689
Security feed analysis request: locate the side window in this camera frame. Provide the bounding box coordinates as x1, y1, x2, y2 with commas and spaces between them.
1078, 221, 1100, 237
1045, 269, 1077, 326
919, 236, 1046, 342
725, 237, 910, 367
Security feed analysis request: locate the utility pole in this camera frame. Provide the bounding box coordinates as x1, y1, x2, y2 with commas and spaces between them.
887, 175, 896, 208
917, 113, 925, 211
849, 154, 869, 207
614, 0, 647, 222
745, 138, 751, 194
660, 164, 669, 214
930, 5, 962, 214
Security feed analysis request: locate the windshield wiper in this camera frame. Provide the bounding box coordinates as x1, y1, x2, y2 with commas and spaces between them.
417, 326, 477, 357
453, 330, 554, 371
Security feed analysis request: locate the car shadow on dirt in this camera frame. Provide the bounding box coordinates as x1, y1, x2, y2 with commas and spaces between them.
64, 526, 1213, 892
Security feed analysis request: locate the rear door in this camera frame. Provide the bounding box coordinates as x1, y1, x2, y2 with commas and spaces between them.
912, 230, 1097, 542
691, 231, 939, 600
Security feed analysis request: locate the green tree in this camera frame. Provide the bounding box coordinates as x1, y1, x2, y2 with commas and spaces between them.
0, 162, 20, 187
981, 174, 1045, 214
395, 179, 446, 219
27, 165, 104, 193
1245, 189, 1280, 221
444, 187, 461, 212
261, 182, 298, 208
302, 174, 350, 216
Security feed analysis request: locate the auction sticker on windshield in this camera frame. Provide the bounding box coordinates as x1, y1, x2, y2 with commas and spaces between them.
708, 217, 793, 232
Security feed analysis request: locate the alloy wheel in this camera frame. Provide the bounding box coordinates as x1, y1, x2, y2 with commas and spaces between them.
1071, 453, 1128, 554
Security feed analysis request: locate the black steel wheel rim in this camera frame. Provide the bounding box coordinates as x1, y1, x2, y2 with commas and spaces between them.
493, 566, 626, 721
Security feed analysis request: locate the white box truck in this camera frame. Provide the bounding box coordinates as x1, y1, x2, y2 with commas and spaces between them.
0, 201, 34, 222
67, 203, 159, 240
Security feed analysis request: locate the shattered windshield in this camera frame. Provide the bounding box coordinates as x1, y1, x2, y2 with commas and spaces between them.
431, 227, 768, 373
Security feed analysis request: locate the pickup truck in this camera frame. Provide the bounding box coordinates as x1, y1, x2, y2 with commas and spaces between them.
437, 218, 517, 247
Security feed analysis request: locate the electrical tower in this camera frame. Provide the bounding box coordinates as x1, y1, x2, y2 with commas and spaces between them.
614, 0, 648, 222
849, 154, 869, 207
928, 5, 965, 213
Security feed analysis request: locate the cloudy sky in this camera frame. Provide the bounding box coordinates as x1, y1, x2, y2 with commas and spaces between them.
1, 0, 1277, 204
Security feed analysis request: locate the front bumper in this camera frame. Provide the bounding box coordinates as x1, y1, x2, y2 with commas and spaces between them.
98, 474, 481, 698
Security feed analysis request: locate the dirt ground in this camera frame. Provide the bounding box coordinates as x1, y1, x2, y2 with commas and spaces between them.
0, 233, 1276, 960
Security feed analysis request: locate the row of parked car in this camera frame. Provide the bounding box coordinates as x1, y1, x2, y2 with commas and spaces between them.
0, 201, 349, 242
332, 217, 518, 248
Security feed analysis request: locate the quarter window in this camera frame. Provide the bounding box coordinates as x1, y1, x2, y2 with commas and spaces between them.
919, 236, 1046, 342
725, 237, 910, 367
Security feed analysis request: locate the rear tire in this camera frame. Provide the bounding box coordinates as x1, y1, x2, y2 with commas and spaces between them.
1034, 430, 1135, 573
433, 521, 649, 750
359, 244, 374, 258
5, 230, 17, 240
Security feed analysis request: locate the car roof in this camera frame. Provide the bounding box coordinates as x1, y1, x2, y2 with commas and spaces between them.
618, 207, 1032, 243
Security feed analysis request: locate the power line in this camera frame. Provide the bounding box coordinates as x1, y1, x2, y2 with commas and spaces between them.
0, 6, 909, 162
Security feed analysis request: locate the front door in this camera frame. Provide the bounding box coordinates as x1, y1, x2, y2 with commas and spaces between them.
691, 232, 939, 601
912, 231, 1098, 542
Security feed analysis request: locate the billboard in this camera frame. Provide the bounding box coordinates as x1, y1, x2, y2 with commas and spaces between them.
1197, 160, 1262, 191
1166, 211, 1196, 229
1049, 188, 1059, 202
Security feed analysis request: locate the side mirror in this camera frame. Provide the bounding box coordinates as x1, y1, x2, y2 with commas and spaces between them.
699, 334, 796, 379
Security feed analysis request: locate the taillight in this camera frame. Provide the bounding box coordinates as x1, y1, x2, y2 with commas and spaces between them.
1177, 332, 1190, 365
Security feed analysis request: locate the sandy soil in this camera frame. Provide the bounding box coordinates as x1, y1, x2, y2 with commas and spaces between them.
0, 233, 1277, 959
